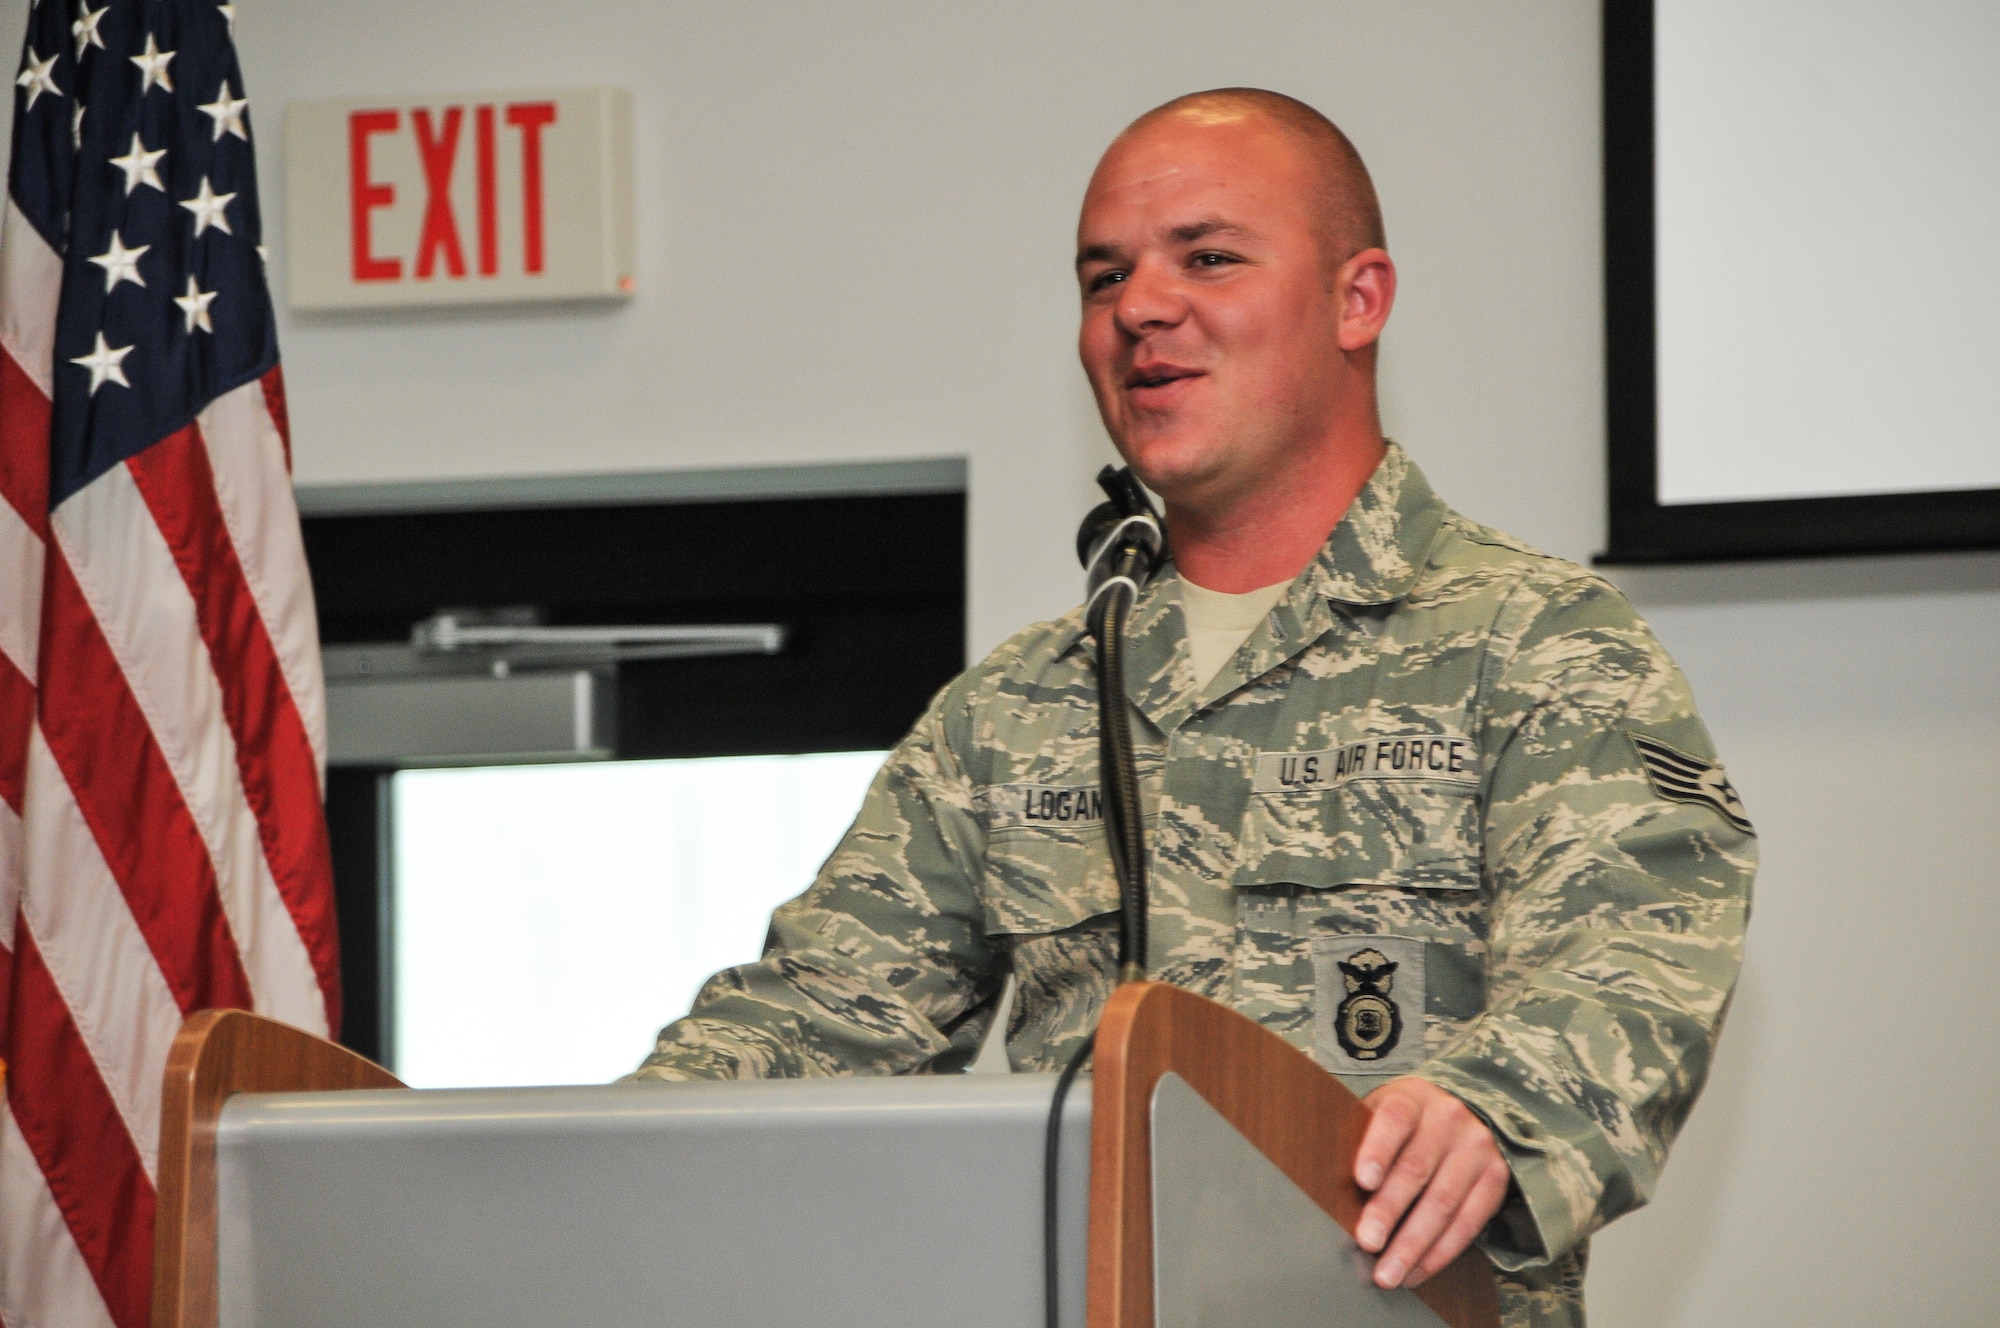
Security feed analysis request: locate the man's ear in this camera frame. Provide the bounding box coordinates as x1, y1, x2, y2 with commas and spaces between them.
1336, 248, 1396, 352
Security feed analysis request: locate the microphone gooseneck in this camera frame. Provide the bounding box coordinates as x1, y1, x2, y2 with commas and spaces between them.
1087, 542, 1150, 982
1045, 466, 1161, 1328
1076, 465, 1163, 983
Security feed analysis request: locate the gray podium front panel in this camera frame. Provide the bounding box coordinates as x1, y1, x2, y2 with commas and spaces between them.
216, 1075, 1092, 1328
1151, 1073, 1444, 1328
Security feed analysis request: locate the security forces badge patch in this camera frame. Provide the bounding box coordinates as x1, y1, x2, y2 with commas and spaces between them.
1313, 935, 1426, 1076
1628, 732, 1754, 834
1335, 949, 1402, 1060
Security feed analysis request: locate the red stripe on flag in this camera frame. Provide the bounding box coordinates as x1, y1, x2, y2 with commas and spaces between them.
127, 434, 342, 1032
35, 546, 255, 1014
0, 651, 27, 814
1, 639, 28, 1057
0, 942, 11, 1070
5, 928, 156, 1328
258, 366, 291, 472
0, 347, 50, 540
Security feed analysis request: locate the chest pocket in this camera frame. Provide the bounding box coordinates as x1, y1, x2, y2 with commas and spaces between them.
1234, 746, 1485, 895
977, 782, 1121, 937
1234, 741, 1490, 1076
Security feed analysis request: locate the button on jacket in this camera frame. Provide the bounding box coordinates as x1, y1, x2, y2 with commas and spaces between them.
631, 443, 1756, 1328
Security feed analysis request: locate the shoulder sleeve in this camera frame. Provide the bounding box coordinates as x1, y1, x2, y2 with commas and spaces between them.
624, 679, 1003, 1081
1414, 574, 1756, 1269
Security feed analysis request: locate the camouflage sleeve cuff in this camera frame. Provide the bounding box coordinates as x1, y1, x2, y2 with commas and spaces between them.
620, 1017, 837, 1082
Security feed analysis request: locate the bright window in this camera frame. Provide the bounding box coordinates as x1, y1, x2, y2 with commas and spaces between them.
390, 750, 886, 1088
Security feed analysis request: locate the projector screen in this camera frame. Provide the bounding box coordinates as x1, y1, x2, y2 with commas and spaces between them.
1603, 0, 2000, 561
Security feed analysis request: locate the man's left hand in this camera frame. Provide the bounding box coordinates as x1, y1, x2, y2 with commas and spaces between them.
1352, 1076, 1511, 1290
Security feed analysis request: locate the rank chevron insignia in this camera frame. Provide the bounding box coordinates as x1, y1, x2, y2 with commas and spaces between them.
1628, 732, 1754, 834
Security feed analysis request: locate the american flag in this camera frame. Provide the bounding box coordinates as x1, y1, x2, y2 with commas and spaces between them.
0, 4, 340, 1327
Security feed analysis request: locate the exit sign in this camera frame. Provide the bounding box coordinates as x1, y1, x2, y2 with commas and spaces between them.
283, 87, 634, 311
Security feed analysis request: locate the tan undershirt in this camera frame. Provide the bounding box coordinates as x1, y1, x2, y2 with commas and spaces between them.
1179, 575, 1293, 690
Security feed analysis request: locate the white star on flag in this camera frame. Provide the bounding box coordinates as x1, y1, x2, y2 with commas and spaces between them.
175, 275, 218, 334
218, 4, 236, 37
87, 231, 150, 292
131, 32, 175, 94
198, 81, 249, 141
70, 330, 134, 393
71, 100, 84, 150
110, 133, 167, 195
179, 176, 236, 236
71, 3, 108, 58
15, 49, 60, 109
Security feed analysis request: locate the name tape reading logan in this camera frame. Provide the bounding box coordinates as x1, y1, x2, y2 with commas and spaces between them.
981, 783, 1105, 830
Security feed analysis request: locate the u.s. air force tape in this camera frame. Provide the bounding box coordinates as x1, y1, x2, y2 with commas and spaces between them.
1628, 731, 1754, 834
1252, 733, 1480, 794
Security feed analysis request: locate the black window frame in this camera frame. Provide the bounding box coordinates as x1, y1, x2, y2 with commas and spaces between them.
312, 475, 966, 1065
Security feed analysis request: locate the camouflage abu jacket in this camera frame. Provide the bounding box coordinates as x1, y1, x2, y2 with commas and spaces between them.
630, 443, 1756, 1328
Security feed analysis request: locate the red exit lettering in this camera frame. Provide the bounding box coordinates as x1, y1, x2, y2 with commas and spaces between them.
412, 107, 464, 278
349, 110, 400, 281
347, 100, 559, 283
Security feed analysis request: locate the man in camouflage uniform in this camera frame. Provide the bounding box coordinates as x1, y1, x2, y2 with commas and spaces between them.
630, 89, 1753, 1328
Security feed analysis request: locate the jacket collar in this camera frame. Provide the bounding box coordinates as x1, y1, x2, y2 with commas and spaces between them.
1059, 442, 1449, 733
1301, 440, 1445, 607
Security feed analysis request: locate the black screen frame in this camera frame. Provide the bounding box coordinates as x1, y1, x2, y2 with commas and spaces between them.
1599, 0, 2000, 565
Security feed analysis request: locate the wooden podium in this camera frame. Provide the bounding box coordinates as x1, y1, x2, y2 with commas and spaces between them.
153, 984, 1497, 1328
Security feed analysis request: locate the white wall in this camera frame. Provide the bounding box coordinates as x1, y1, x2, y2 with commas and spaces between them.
1591, 558, 2000, 1325
242, 0, 1611, 661
9, 1, 1996, 1321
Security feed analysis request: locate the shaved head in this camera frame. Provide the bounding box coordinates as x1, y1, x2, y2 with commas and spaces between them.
1121, 88, 1385, 270
1075, 85, 1398, 568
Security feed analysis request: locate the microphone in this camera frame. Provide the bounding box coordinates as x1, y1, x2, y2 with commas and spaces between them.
1075, 466, 1164, 600
1074, 466, 1160, 987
